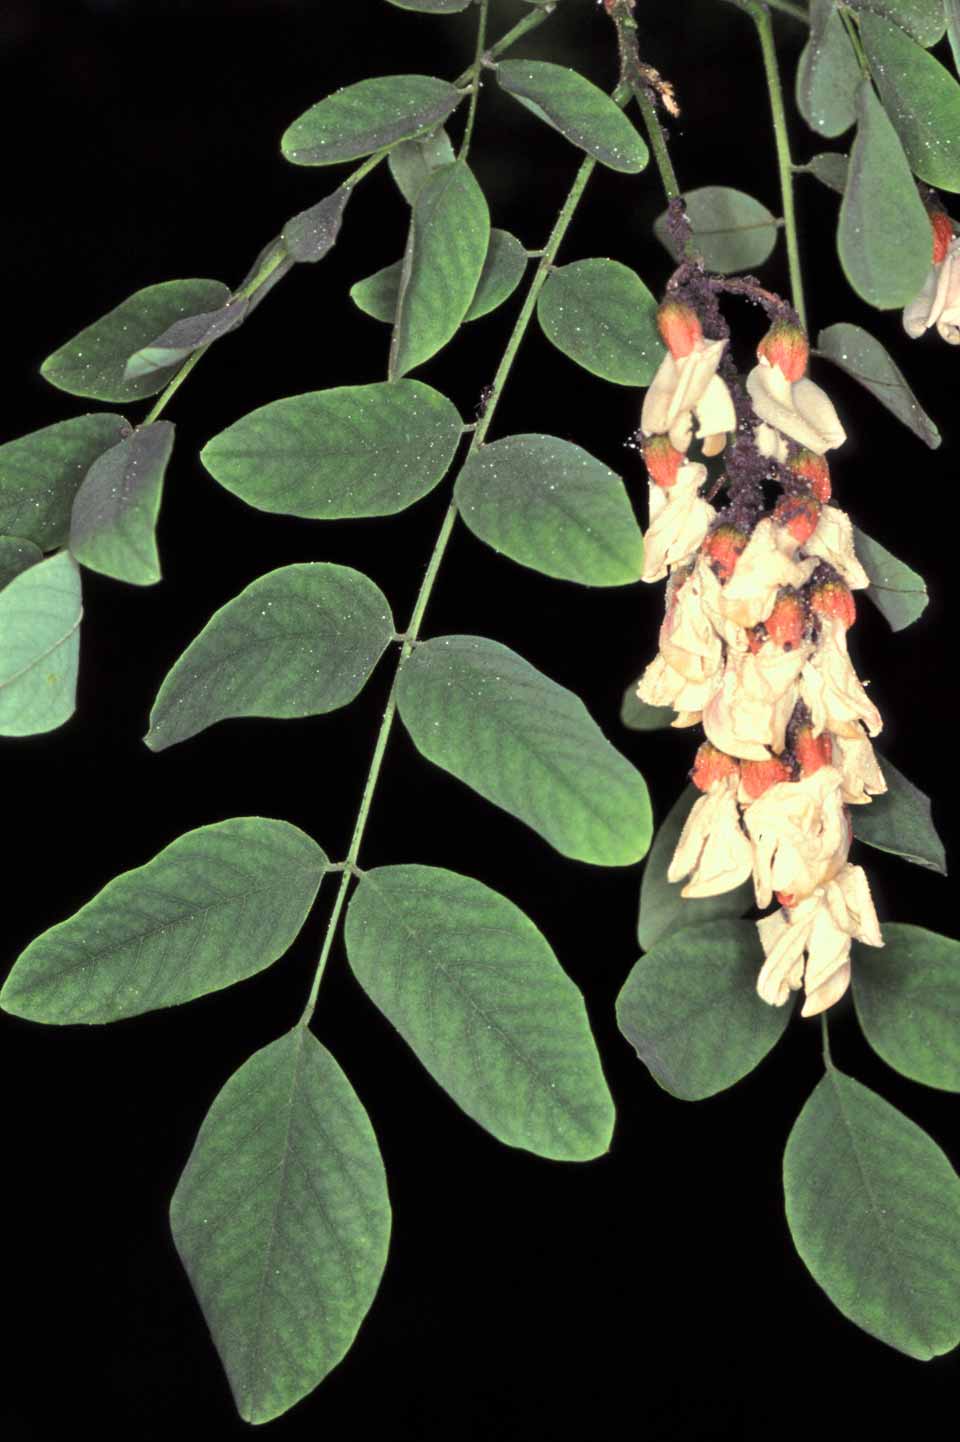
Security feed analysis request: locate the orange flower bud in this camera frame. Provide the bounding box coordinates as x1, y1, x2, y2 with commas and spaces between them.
775, 889, 797, 908
931, 209, 954, 266
691, 741, 739, 792
701, 523, 748, 582
789, 448, 831, 503
642, 434, 684, 488
765, 588, 806, 650
810, 577, 856, 630
794, 725, 833, 777
657, 299, 703, 359
741, 755, 792, 799
773, 493, 821, 545
756, 318, 809, 383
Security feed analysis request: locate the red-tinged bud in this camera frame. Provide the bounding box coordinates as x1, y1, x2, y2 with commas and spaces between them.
765, 588, 806, 650
773, 494, 821, 546
757, 318, 809, 383
741, 755, 792, 800
794, 725, 833, 777
810, 578, 856, 630
643, 434, 684, 488
701, 523, 748, 582
657, 299, 702, 359
775, 890, 797, 909
789, 449, 831, 503
746, 626, 765, 654
691, 741, 739, 793
931, 209, 954, 266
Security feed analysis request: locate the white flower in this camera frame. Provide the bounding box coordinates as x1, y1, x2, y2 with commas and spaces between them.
743, 764, 850, 909
642, 462, 716, 583
903, 236, 960, 345
754, 422, 790, 463
832, 729, 887, 805
658, 566, 722, 683
746, 357, 846, 455
667, 773, 754, 898
702, 640, 810, 761
641, 338, 737, 453
800, 615, 882, 739
755, 864, 882, 1017
705, 518, 818, 630
803, 505, 869, 590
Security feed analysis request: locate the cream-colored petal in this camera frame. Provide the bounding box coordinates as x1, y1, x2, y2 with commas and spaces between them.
832, 730, 887, 804
800, 959, 851, 1017
801, 616, 882, 738
744, 766, 850, 908
641, 339, 729, 440
792, 377, 847, 453
936, 248, 960, 343
640, 352, 680, 435
694, 372, 737, 438
642, 464, 716, 583
834, 863, 883, 948
716, 518, 818, 629
702, 666, 775, 762
756, 903, 814, 1006
659, 561, 723, 681
746, 360, 845, 455
668, 778, 755, 899
754, 422, 790, 462
670, 709, 703, 728
803, 505, 869, 589
903, 262, 941, 338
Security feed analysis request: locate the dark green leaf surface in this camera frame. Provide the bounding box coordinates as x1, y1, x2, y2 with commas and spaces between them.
850, 0, 945, 46
69, 421, 174, 586
537, 259, 664, 385
637, 785, 753, 951
171, 1029, 390, 1425
352, 230, 526, 324
617, 921, 789, 1101
146, 564, 394, 752
817, 322, 940, 448
388, 128, 456, 203
387, 0, 473, 11
852, 754, 946, 873
344, 865, 615, 1159
784, 1068, 960, 1359
796, 0, 861, 138
802, 151, 850, 192
201, 381, 462, 519
948, 0, 960, 72
0, 536, 42, 591
838, 82, 931, 308
620, 685, 674, 732
396, 635, 652, 866
454, 434, 643, 586
41, 280, 231, 403
123, 299, 249, 381
282, 74, 462, 166
282, 186, 352, 263
496, 59, 648, 172
0, 551, 81, 737
389, 161, 490, 377
654, 186, 779, 273
853, 924, 960, 1090
350, 263, 403, 323
862, 15, 960, 190
0, 413, 128, 549
854, 525, 929, 630
1, 819, 327, 1024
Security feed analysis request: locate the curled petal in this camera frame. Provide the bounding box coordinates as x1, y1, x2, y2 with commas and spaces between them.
695, 372, 737, 438
800, 616, 882, 739
702, 642, 809, 762
744, 765, 850, 908
713, 518, 818, 629
831, 729, 887, 804
636, 653, 717, 713
666, 776, 754, 898
746, 358, 846, 455
658, 564, 723, 682
804, 505, 869, 590
756, 904, 812, 1006
641, 338, 729, 440
903, 262, 942, 338
902, 240, 960, 344
642, 463, 716, 583
754, 422, 789, 463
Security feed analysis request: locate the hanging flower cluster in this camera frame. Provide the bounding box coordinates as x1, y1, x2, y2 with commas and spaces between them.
636, 300, 885, 1018
903, 206, 960, 346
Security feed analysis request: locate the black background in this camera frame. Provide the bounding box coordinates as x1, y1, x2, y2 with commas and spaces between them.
2, 1, 958, 1438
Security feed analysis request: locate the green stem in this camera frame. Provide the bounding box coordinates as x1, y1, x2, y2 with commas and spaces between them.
838, 5, 872, 79
821, 1013, 833, 1069
748, 2, 808, 331
480, 4, 552, 67
459, 0, 489, 160
632, 81, 680, 201
299, 146, 602, 1028
765, 0, 809, 21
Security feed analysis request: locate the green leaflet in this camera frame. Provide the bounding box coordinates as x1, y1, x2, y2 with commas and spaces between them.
344, 865, 615, 1160
617, 921, 791, 1101
200, 381, 462, 520
851, 753, 946, 873
861, 14, 960, 190
146, 564, 394, 752
281, 74, 463, 166
849, 0, 945, 46
654, 186, 780, 273
352, 229, 527, 325
41, 280, 231, 403
170, 1029, 390, 1425
282, 186, 352, 263
387, 128, 456, 203
537, 259, 664, 386
1, 819, 327, 1024
853, 525, 929, 631
801, 151, 850, 193
620, 685, 674, 732
69, 421, 174, 586
0, 551, 82, 737
948, 0, 960, 73
396, 634, 652, 866
853, 924, 960, 1091
453, 433, 644, 586
0, 536, 42, 591
796, 0, 860, 138
817, 322, 940, 448
0, 413, 128, 549
386, 0, 472, 11
637, 785, 753, 951
389, 161, 490, 377
838, 81, 931, 308
496, 60, 648, 173
123, 298, 249, 381
784, 1068, 960, 1359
